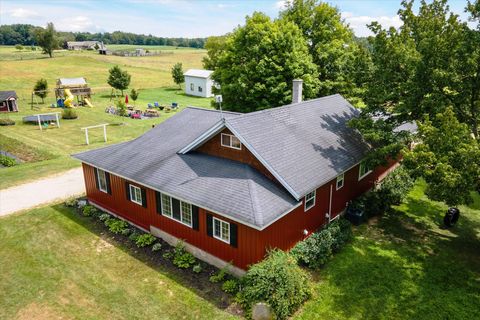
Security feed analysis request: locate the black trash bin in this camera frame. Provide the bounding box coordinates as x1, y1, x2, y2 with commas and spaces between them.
345, 205, 365, 226
444, 207, 460, 227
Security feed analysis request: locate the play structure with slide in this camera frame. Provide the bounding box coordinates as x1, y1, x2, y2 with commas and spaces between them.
64, 89, 74, 108
55, 77, 94, 108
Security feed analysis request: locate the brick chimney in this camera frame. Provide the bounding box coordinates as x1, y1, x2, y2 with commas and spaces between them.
292, 79, 303, 104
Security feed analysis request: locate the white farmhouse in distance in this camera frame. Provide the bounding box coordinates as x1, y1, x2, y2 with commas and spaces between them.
184, 69, 214, 98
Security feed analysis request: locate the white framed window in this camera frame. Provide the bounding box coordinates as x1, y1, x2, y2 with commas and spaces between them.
220, 133, 241, 150
304, 190, 316, 211
180, 201, 193, 227
198, 86, 203, 92
213, 217, 230, 243
97, 169, 108, 193
129, 184, 143, 205
336, 173, 344, 190
161, 193, 173, 217
358, 161, 372, 180
190, 83, 194, 91
161, 193, 192, 228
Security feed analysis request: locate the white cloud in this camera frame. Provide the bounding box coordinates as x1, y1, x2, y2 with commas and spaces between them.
275, 0, 287, 10
58, 16, 95, 32
342, 12, 403, 37
10, 8, 39, 19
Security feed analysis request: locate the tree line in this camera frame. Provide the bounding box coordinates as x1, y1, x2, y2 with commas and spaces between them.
0, 24, 206, 48
204, 0, 480, 209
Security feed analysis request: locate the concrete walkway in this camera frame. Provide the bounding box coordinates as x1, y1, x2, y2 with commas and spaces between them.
0, 168, 85, 217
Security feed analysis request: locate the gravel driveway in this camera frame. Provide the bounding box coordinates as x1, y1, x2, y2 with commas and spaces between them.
0, 168, 85, 216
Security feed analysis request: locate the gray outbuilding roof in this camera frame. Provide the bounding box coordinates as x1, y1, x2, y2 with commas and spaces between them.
184, 69, 213, 78
73, 107, 299, 229
0, 91, 17, 102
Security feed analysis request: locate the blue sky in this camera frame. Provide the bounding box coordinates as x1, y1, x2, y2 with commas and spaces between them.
0, 0, 472, 37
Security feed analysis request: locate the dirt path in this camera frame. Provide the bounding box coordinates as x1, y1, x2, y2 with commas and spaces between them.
0, 168, 85, 217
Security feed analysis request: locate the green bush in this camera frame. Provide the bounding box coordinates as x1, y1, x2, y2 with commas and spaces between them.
82, 205, 98, 217
128, 230, 141, 242
64, 198, 78, 207
0, 155, 16, 167
378, 166, 414, 206
172, 242, 196, 268
222, 279, 239, 294
291, 228, 333, 269
135, 233, 156, 247
99, 213, 111, 222
0, 118, 15, 126
328, 218, 353, 253
162, 251, 173, 260
209, 268, 227, 283
152, 243, 162, 252
192, 264, 202, 273
120, 228, 132, 236
105, 218, 129, 234
62, 108, 78, 119
237, 250, 311, 320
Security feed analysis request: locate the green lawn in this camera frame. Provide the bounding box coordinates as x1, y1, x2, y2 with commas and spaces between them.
295, 181, 480, 319
0, 45, 211, 188
0, 204, 237, 320
0, 181, 477, 319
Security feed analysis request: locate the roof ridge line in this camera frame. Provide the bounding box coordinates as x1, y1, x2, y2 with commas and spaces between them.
229, 94, 342, 121
185, 106, 243, 116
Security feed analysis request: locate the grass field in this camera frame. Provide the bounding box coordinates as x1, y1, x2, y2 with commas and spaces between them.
0, 181, 478, 319
0, 45, 211, 188
296, 181, 480, 319
0, 204, 237, 320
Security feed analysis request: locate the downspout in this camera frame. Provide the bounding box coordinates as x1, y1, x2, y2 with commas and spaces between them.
328, 184, 333, 223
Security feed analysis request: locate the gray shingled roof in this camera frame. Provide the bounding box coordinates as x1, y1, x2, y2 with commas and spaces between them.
184, 69, 213, 78
225, 94, 370, 199
73, 107, 298, 229
0, 91, 17, 102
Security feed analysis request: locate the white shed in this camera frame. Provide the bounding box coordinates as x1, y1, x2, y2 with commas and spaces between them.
184, 69, 214, 98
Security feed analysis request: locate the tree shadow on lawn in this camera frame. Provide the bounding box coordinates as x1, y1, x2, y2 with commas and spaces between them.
310, 194, 480, 319
54, 204, 238, 314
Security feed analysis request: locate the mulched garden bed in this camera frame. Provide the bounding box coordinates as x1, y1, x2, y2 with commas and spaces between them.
68, 199, 244, 317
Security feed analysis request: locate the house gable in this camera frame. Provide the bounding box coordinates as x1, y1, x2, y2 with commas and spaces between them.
196, 128, 278, 183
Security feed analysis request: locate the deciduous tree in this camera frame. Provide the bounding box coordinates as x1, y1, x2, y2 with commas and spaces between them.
403, 107, 480, 206
213, 12, 319, 112
33, 78, 48, 103
35, 22, 58, 58
171, 62, 184, 88
107, 65, 131, 96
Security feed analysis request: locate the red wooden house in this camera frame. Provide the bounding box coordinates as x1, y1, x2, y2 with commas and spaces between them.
73, 85, 400, 275
0, 91, 19, 112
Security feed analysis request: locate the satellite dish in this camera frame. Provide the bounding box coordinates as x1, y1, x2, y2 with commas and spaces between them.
215, 95, 223, 103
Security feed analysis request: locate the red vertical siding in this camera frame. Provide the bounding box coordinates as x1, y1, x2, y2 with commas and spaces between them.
82, 163, 264, 269
82, 157, 397, 270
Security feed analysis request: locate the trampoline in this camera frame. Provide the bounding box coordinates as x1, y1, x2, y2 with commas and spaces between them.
23, 114, 58, 124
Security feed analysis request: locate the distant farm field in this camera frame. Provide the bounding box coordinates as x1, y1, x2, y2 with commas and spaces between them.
0, 45, 211, 188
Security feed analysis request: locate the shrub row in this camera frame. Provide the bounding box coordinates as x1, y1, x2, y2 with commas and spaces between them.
291, 218, 352, 269
351, 166, 414, 218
